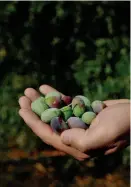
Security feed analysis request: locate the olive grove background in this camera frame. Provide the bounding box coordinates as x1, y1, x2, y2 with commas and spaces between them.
0, 1, 130, 187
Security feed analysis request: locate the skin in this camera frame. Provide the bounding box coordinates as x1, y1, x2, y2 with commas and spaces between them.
18, 84, 130, 161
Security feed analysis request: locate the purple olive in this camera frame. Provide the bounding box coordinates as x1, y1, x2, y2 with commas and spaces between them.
50, 117, 69, 134
67, 117, 87, 129
72, 97, 83, 109
45, 92, 62, 108
62, 96, 72, 105
91, 100, 106, 114
75, 95, 91, 107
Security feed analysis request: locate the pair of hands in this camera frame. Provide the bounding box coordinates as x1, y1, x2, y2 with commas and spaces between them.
18, 85, 130, 161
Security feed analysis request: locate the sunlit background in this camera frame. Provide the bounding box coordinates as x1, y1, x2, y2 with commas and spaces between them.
0, 1, 130, 187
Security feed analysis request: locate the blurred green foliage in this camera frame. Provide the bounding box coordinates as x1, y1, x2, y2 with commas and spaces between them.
0, 1, 130, 165
73, 36, 130, 101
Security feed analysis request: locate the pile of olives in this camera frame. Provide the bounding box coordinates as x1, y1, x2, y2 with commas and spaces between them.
31, 92, 106, 134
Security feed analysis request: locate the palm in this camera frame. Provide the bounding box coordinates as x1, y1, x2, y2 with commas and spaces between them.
77, 102, 130, 155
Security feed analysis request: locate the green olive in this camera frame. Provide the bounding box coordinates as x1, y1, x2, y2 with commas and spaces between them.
82, 111, 96, 125
61, 105, 73, 121
31, 97, 48, 116
41, 108, 61, 123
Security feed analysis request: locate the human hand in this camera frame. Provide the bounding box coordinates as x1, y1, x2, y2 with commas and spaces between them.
60, 99, 130, 156
18, 85, 89, 161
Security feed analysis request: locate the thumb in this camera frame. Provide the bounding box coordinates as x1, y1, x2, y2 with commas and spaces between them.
60, 128, 87, 152
60, 125, 108, 152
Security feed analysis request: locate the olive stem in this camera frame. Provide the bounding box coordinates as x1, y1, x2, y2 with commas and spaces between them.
67, 103, 72, 107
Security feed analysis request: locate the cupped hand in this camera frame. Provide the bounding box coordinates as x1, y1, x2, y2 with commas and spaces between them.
18, 85, 89, 161
61, 99, 130, 156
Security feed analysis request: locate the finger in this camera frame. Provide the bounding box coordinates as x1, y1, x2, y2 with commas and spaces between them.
50, 133, 89, 161
104, 99, 130, 106
104, 146, 118, 155
104, 140, 129, 155
18, 96, 31, 109
19, 108, 53, 142
19, 109, 89, 161
39, 84, 65, 97
113, 139, 129, 150
61, 128, 87, 152
24, 88, 40, 102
